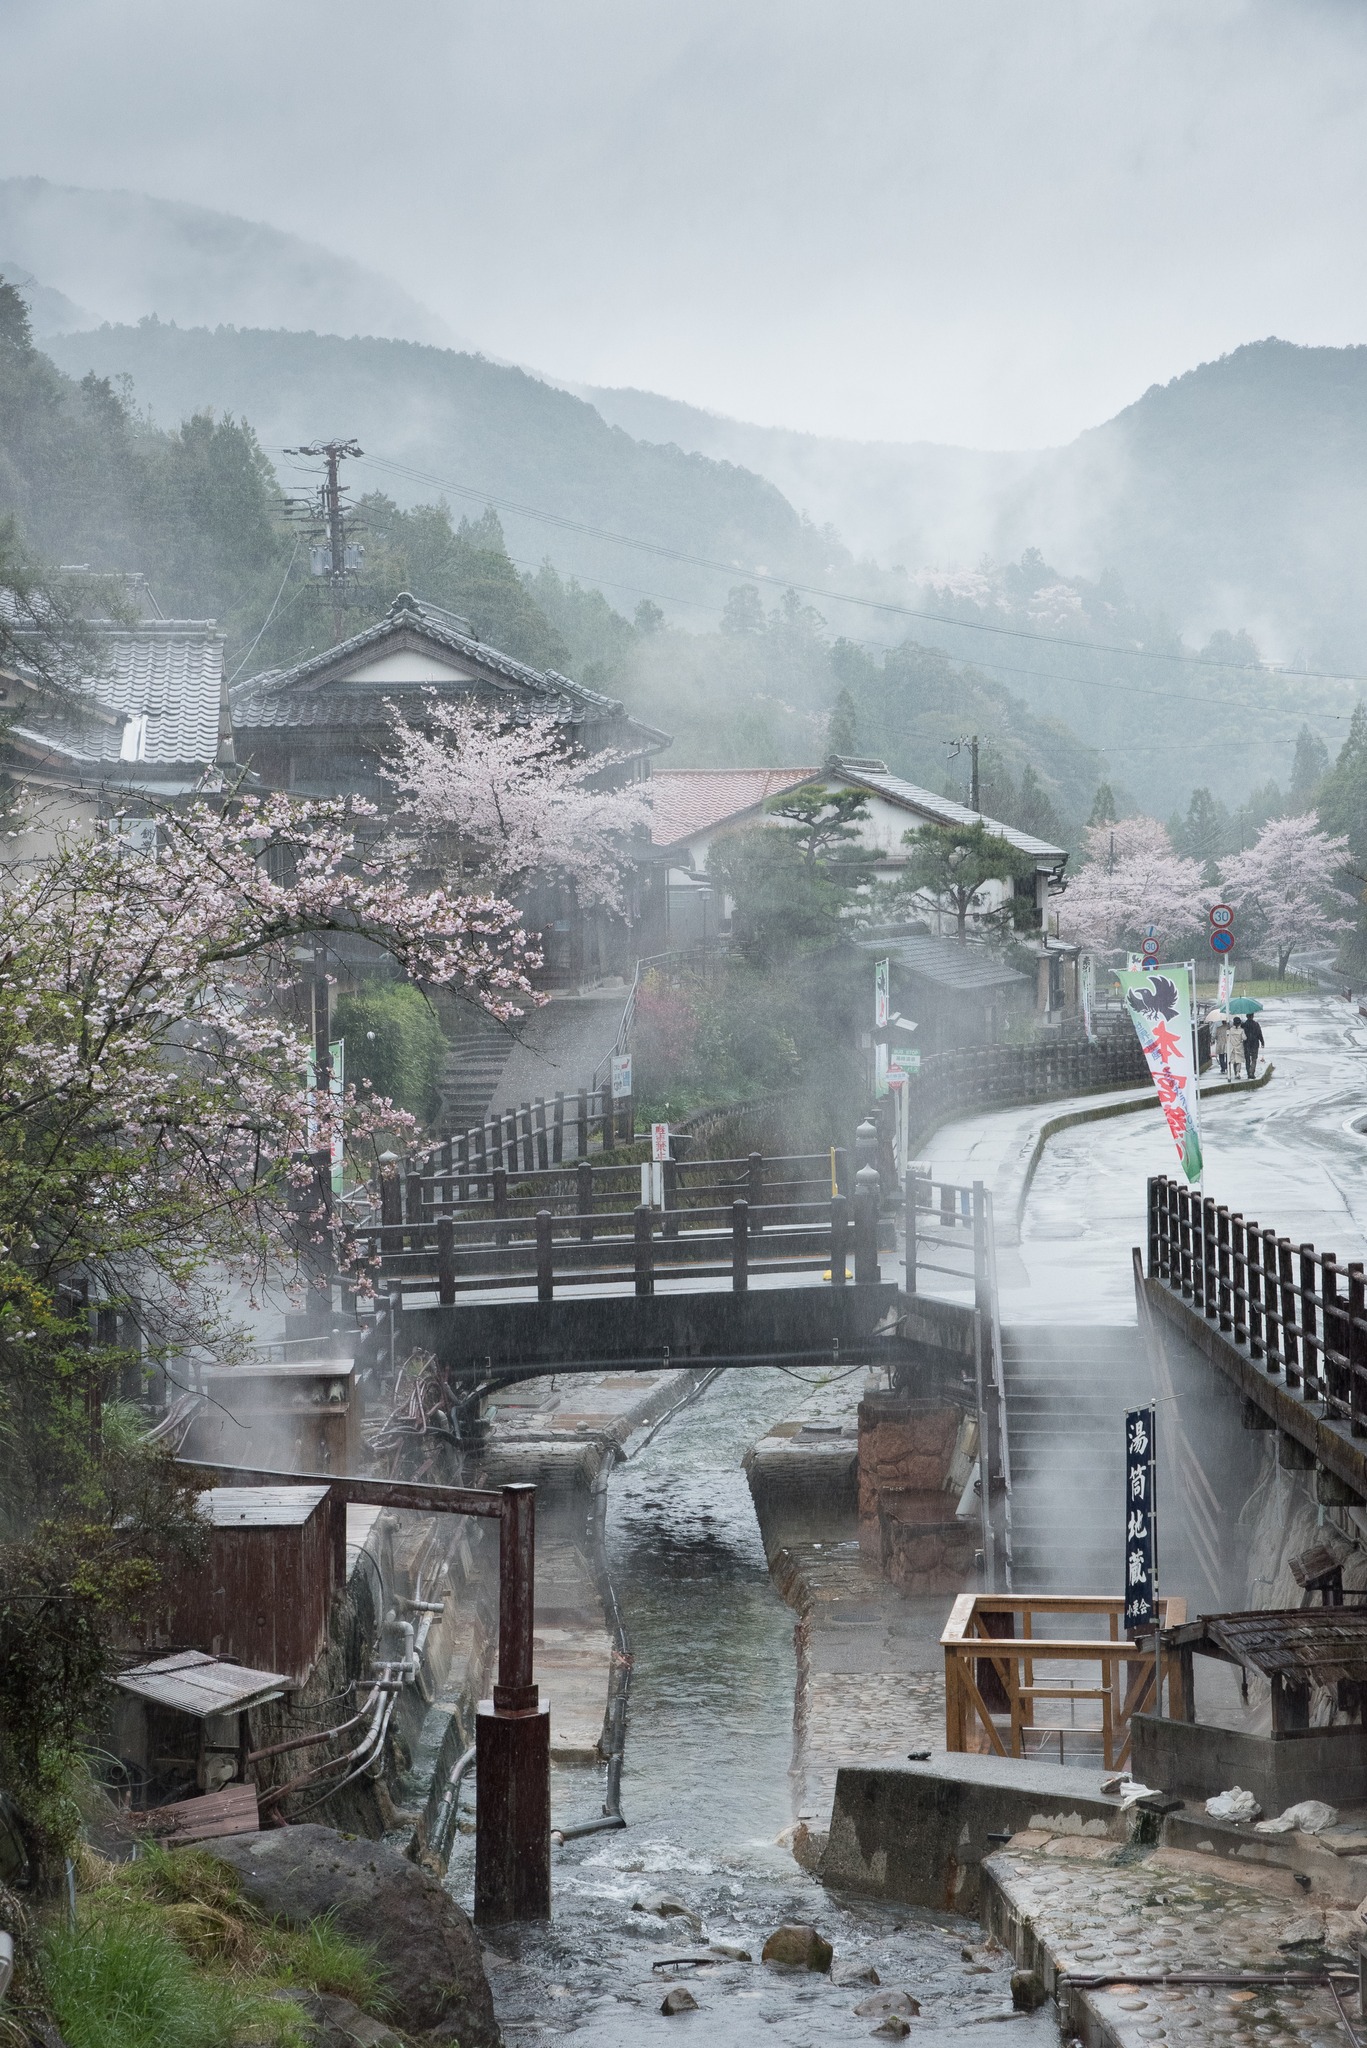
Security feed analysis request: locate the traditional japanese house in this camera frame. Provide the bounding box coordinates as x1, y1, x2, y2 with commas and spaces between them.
230, 590, 669, 984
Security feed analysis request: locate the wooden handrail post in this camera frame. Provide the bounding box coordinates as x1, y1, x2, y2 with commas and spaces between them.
1349, 1262, 1367, 1438
534, 1099, 549, 1171
552, 1092, 565, 1166
1217, 1206, 1232, 1333
662, 1157, 679, 1239
576, 1086, 589, 1161
748, 1152, 764, 1234
493, 1166, 509, 1248
1246, 1222, 1263, 1358
830, 1193, 848, 1287
536, 1209, 554, 1304
577, 1159, 594, 1243
732, 1197, 749, 1293
634, 1203, 654, 1297
437, 1218, 456, 1307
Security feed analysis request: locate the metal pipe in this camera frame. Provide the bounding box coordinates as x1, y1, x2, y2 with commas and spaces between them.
429, 1743, 477, 1863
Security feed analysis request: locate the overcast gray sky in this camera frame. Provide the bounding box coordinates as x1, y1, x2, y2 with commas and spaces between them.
5, 0, 1367, 448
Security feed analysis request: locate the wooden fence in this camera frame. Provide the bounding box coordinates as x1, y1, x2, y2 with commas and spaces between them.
1148, 1174, 1367, 1436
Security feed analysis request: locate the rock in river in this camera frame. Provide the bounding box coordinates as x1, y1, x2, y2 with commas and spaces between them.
632, 1891, 703, 1932
761, 1923, 834, 1972
661, 1986, 700, 2014
854, 1990, 921, 2019
208, 1824, 498, 2047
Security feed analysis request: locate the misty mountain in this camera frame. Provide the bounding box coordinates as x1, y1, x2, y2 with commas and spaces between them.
0, 177, 458, 348
582, 382, 1035, 571
591, 343, 1367, 675
996, 340, 1367, 670
40, 320, 877, 623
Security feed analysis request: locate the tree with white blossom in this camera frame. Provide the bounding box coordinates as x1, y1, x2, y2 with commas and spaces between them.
1217, 815, 1353, 977
385, 695, 650, 912
1056, 816, 1209, 958
0, 787, 537, 1326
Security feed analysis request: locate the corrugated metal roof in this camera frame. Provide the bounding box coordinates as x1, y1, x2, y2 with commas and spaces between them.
115, 1650, 289, 1716
853, 932, 1028, 992
830, 757, 1066, 863
196, 1485, 331, 1528
648, 768, 820, 847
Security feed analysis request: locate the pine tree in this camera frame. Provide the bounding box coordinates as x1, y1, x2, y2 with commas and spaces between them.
1088, 782, 1118, 827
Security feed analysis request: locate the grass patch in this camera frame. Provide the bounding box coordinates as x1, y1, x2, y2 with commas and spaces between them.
37, 1843, 389, 2048
41, 1908, 308, 2048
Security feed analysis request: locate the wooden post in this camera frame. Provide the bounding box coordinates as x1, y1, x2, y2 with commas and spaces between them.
1147, 1178, 1161, 1278
577, 1159, 594, 1244
576, 1087, 589, 1161
904, 1173, 917, 1293
493, 1166, 509, 1248
662, 1157, 679, 1239
1201, 1197, 1218, 1318
748, 1152, 764, 1234
634, 1204, 654, 1297
1348, 1263, 1366, 1438
1298, 1242, 1317, 1396
534, 1099, 549, 1171
552, 1092, 565, 1166
437, 1219, 456, 1307
1217, 1206, 1232, 1333
475, 1483, 549, 1925
520, 1103, 535, 1174
1247, 1222, 1263, 1359
830, 1193, 848, 1287
457, 1134, 470, 1207
536, 1209, 554, 1305
731, 1197, 749, 1294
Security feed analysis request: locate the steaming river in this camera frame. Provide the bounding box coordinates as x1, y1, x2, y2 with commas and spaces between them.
445, 1366, 1057, 2045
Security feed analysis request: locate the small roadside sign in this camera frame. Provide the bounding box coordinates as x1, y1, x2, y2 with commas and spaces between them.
1210, 929, 1234, 954
610, 1052, 632, 1100
1209, 903, 1234, 929
651, 1122, 670, 1162
1141, 937, 1160, 960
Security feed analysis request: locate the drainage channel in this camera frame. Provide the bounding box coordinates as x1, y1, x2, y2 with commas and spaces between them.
440, 1366, 1060, 2045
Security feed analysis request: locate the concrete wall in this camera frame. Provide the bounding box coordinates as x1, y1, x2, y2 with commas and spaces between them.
819, 1755, 1130, 1913
1132, 1711, 1367, 1811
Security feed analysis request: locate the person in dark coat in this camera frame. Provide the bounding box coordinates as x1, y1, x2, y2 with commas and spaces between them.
1241, 1014, 1265, 1078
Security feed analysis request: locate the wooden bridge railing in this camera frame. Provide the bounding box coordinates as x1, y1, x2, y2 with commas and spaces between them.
347, 1151, 881, 1305
1148, 1175, 1367, 1438
942, 1592, 1187, 1770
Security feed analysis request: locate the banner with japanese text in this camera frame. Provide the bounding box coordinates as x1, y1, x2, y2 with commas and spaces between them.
1124, 1406, 1157, 1633
1116, 965, 1203, 1182
1080, 952, 1096, 1040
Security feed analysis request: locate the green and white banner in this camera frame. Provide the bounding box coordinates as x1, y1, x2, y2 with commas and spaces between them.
1116, 964, 1203, 1183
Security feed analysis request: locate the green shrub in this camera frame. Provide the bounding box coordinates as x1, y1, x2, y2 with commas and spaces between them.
334, 980, 447, 1124
41, 1906, 308, 2048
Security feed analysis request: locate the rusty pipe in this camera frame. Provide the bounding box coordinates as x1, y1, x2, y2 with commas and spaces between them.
494, 1482, 537, 1714
258, 1666, 397, 1809
247, 1684, 385, 1765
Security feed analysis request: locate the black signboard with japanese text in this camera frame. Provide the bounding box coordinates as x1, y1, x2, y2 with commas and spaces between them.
1124, 1405, 1157, 1633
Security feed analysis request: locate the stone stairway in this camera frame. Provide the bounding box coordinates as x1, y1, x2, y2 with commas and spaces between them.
437, 1005, 512, 1133
1000, 1324, 1152, 1593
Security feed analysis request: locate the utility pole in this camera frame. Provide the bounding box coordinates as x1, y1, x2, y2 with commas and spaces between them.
947, 733, 981, 813
286, 438, 363, 643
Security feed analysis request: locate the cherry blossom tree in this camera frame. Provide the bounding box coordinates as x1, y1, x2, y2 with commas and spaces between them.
1217, 815, 1353, 976
1056, 816, 1209, 958
386, 696, 650, 912
0, 787, 537, 1331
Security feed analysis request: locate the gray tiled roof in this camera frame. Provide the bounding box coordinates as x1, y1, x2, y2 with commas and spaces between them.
829, 757, 1067, 864
232, 591, 632, 734
7, 621, 226, 769
853, 931, 1028, 992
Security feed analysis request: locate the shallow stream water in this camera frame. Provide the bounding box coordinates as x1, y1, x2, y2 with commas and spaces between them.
445, 1366, 1058, 2045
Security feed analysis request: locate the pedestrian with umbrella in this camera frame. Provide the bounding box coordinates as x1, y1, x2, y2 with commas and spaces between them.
1229, 997, 1265, 1080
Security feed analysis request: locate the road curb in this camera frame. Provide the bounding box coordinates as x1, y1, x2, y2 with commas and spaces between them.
1014, 1062, 1275, 1232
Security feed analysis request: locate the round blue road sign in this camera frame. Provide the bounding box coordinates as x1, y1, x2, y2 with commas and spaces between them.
1210, 929, 1234, 953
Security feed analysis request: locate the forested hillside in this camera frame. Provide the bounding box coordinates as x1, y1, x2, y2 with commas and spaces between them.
42, 320, 865, 625
0, 284, 1108, 833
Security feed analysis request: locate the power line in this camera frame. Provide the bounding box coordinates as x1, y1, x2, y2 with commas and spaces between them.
333, 447, 1367, 691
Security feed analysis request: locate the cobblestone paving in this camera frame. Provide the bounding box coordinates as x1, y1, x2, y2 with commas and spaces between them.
987, 1838, 1358, 2046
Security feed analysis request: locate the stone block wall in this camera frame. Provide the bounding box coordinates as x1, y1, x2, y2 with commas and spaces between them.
857, 1392, 978, 1593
